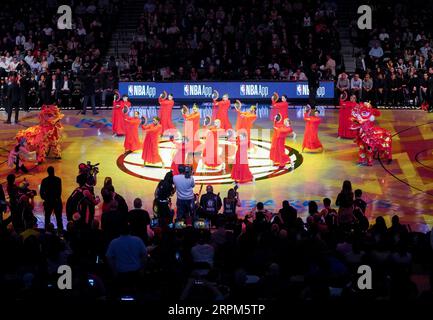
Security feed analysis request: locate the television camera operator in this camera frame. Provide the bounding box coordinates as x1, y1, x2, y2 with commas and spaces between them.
73, 162, 101, 224
16, 179, 37, 231
173, 165, 196, 225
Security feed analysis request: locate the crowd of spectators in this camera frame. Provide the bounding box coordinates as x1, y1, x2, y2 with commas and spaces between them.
0, 164, 432, 303
0, 0, 120, 113
342, 0, 433, 107
119, 0, 341, 82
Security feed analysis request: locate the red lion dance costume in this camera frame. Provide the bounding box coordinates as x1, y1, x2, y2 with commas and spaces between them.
351, 103, 392, 166
15, 105, 64, 163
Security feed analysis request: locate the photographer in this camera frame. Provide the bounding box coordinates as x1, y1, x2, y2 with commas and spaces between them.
16, 179, 37, 232
173, 165, 195, 225
67, 173, 100, 224
40, 166, 63, 232
154, 171, 175, 228
199, 185, 222, 226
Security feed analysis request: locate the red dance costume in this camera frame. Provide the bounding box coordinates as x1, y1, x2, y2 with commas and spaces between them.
123, 116, 141, 152
141, 123, 162, 163
338, 99, 357, 138
202, 126, 224, 168
183, 112, 201, 152
171, 141, 187, 175
302, 111, 323, 152
270, 122, 293, 166
158, 97, 175, 134
212, 99, 232, 129
270, 100, 289, 121
112, 98, 126, 135
235, 110, 257, 148
231, 137, 253, 183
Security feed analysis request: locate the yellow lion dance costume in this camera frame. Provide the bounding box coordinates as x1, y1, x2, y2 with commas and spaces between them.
15, 105, 64, 163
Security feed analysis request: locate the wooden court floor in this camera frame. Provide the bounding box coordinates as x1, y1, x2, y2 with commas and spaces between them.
1, 108, 433, 232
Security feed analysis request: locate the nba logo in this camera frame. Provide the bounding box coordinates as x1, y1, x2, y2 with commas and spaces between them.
184, 85, 189, 96
240, 84, 245, 95
128, 85, 133, 96
296, 85, 302, 96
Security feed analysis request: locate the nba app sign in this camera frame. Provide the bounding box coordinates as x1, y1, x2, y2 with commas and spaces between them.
128, 85, 157, 98
240, 84, 269, 97
296, 84, 326, 97
183, 84, 213, 97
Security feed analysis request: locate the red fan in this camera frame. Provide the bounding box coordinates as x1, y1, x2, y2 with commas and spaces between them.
271, 92, 279, 102
122, 105, 130, 114
234, 99, 242, 111
274, 113, 282, 123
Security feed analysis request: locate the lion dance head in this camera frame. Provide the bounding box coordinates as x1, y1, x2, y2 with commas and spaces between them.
15, 105, 64, 163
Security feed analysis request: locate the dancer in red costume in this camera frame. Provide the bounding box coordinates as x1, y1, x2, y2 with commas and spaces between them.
170, 137, 188, 175
123, 111, 143, 153
338, 94, 358, 139
231, 132, 253, 183
182, 104, 201, 152
302, 106, 323, 152
212, 92, 232, 130
270, 116, 296, 168
202, 118, 225, 169
158, 91, 175, 135
141, 117, 162, 165
112, 91, 126, 136
235, 102, 257, 149
270, 92, 289, 121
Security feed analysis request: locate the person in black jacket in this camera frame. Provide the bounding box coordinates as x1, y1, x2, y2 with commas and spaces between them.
81, 72, 98, 115
199, 185, 222, 225
40, 166, 63, 232
5, 74, 21, 124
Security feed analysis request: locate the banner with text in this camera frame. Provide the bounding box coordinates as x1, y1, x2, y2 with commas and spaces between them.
119, 81, 335, 100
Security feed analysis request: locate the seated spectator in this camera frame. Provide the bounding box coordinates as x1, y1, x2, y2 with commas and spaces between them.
278, 200, 297, 228
191, 232, 214, 269
336, 72, 350, 98
106, 223, 147, 291
350, 74, 363, 99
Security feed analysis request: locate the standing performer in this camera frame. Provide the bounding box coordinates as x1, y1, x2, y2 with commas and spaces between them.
338, 94, 358, 139
170, 137, 188, 176
123, 111, 142, 153
112, 91, 126, 136
202, 118, 224, 169
270, 115, 296, 168
302, 106, 323, 152
235, 102, 257, 149
212, 91, 232, 130
270, 92, 289, 121
182, 103, 201, 152
158, 91, 175, 135
142, 117, 162, 165
231, 132, 253, 183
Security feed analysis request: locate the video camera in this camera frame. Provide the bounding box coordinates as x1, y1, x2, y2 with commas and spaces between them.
18, 179, 37, 198
78, 161, 100, 176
